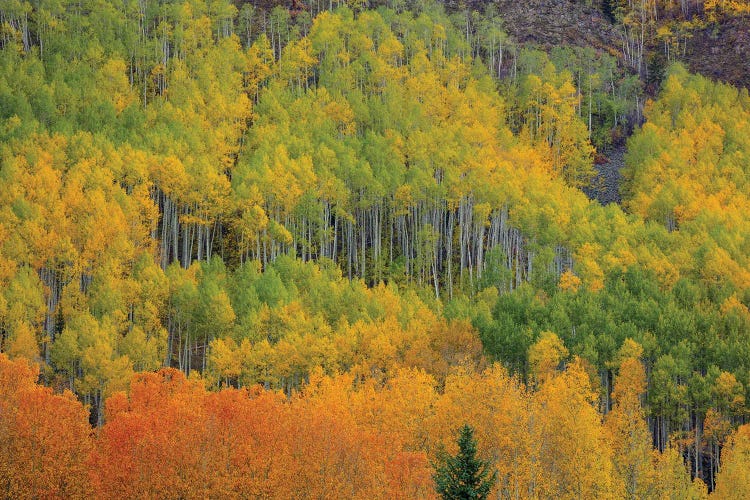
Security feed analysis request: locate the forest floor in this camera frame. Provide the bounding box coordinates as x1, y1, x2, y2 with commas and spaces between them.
584, 144, 625, 205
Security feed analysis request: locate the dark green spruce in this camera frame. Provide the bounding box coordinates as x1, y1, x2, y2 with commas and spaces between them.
433, 424, 497, 500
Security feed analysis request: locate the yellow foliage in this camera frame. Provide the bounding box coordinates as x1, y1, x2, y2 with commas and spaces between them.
528, 331, 568, 384
557, 270, 582, 292
6, 320, 39, 363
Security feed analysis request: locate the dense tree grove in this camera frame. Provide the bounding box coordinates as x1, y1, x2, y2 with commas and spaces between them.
0, 0, 749, 496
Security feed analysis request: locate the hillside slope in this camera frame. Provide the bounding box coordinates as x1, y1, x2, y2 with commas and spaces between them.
687, 14, 750, 89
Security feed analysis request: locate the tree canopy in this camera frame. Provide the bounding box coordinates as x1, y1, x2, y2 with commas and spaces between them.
0, 0, 748, 495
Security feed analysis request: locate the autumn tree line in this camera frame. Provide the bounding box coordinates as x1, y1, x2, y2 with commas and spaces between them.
1, 0, 750, 495
3, 342, 745, 498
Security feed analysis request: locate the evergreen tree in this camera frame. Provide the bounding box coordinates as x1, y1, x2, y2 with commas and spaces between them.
433, 424, 497, 499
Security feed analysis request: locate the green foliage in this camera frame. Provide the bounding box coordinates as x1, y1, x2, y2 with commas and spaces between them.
433, 424, 497, 500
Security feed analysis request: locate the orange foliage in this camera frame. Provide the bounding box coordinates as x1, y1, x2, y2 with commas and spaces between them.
92, 368, 432, 498
0, 354, 90, 499
0, 352, 704, 498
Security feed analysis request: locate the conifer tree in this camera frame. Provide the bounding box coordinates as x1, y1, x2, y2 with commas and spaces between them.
433, 424, 497, 499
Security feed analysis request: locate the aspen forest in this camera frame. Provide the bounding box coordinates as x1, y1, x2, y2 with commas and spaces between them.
1, 0, 750, 497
